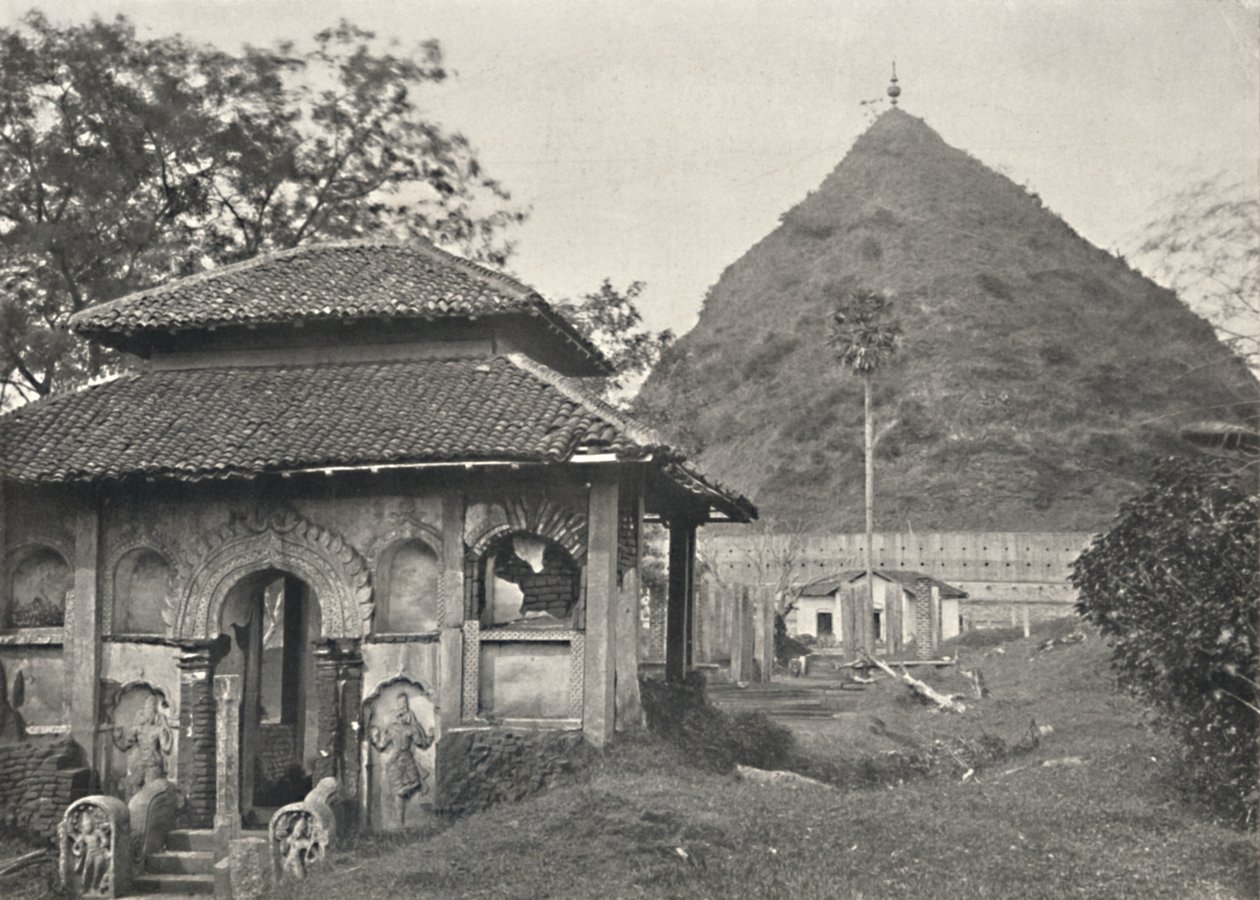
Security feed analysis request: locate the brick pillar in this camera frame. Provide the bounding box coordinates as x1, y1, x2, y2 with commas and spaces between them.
914, 578, 934, 660
177, 644, 216, 827
311, 638, 364, 817
336, 645, 364, 829
311, 642, 340, 784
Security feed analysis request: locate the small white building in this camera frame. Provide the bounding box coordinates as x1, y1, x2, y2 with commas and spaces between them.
787, 570, 966, 656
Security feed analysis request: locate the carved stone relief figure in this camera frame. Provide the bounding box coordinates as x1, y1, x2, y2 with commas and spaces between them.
275, 811, 325, 881
111, 693, 173, 801
71, 808, 112, 896
371, 693, 433, 799
58, 796, 129, 899
363, 681, 435, 829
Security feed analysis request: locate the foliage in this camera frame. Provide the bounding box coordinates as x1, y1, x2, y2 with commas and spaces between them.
558, 278, 673, 405
1124, 173, 1259, 373
638, 673, 796, 773
1071, 457, 1259, 826
826, 288, 902, 376
0, 13, 524, 401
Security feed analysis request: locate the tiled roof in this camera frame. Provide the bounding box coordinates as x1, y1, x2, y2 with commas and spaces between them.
69, 240, 609, 370
0, 354, 756, 520
800, 570, 968, 599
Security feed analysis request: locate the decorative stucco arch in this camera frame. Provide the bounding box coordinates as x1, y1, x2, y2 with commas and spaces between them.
466, 493, 588, 563
173, 507, 373, 640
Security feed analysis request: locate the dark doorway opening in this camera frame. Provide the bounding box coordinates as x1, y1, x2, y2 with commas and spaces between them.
218, 570, 321, 827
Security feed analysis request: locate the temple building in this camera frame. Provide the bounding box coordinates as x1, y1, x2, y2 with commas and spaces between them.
0, 240, 754, 856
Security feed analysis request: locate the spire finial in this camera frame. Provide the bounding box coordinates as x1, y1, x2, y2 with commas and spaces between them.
887, 61, 901, 107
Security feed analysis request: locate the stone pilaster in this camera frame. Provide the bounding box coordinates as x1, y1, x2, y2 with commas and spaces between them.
177, 644, 216, 828
213, 675, 241, 846
66, 500, 102, 758
583, 470, 619, 746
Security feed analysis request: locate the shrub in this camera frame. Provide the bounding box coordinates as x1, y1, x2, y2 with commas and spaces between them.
1071, 457, 1258, 827
639, 673, 796, 773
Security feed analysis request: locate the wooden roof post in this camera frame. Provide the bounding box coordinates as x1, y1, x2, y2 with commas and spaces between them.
664, 517, 698, 683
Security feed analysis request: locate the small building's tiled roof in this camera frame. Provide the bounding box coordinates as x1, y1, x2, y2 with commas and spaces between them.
69, 240, 611, 371
0, 354, 756, 521
799, 569, 968, 599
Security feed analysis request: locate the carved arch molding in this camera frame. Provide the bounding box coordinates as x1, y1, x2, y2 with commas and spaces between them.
466, 493, 588, 563
174, 507, 372, 640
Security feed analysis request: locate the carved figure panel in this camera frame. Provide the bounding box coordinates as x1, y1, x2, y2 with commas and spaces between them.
58, 796, 130, 898
363, 678, 435, 830
7, 545, 70, 628
106, 685, 174, 802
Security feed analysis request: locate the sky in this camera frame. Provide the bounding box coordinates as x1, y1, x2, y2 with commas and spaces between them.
4, 0, 1257, 337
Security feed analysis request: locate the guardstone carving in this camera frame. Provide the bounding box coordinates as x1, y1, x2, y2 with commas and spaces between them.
58, 796, 130, 898
270, 777, 338, 882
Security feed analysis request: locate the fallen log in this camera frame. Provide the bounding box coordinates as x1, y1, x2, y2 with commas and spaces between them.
859, 651, 967, 713
735, 764, 835, 790
0, 849, 49, 879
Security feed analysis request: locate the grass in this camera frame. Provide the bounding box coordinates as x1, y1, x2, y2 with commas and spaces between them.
274, 622, 1257, 899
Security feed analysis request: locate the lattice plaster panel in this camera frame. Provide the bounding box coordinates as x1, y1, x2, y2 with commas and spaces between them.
568, 633, 585, 719
461, 620, 480, 722
477, 629, 580, 642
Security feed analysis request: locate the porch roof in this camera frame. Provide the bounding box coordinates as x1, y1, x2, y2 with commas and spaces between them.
799, 569, 968, 599
0, 353, 755, 522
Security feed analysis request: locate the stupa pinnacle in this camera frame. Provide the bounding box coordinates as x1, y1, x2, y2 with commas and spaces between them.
887, 62, 901, 106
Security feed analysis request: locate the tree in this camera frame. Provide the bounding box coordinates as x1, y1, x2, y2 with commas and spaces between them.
558, 278, 674, 406
828, 288, 902, 654
1123, 173, 1259, 374
1071, 457, 1258, 826
0, 13, 524, 402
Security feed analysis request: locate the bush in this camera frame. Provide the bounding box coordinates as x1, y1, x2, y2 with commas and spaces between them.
638, 673, 796, 773
1071, 457, 1258, 826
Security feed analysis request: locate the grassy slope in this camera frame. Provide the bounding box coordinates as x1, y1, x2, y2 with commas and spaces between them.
287, 628, 1257, 899
638, 109, 1258, 532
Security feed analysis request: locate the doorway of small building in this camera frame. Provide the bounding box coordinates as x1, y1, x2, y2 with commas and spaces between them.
816, 611, 833, 637
217, 569, 321, 828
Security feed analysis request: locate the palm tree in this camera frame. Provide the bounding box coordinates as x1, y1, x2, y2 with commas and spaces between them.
828, 288, 902, 654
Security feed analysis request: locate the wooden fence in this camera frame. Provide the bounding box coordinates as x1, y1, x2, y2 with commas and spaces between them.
640, 581, 775, 683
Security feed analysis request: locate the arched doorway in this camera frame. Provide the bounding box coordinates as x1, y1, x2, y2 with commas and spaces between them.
216, 568, 322, 826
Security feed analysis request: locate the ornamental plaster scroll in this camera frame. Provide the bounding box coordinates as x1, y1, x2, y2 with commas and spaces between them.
173, 506, 373, 640
465, 493, 588, 563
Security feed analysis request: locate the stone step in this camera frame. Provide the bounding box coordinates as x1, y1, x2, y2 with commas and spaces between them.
165, 830, 215, 853
133, 872, 216, 895
146, 850, 216, 876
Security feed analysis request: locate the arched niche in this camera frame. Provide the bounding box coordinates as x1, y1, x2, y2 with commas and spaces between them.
376, 539, 440, 633
113, 549, 176, 635
7, 545, 70, 629
473, 532, 580, 628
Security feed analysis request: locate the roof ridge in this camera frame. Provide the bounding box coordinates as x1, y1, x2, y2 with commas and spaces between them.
70, 238, 539, 332
502, 353, 666, 450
